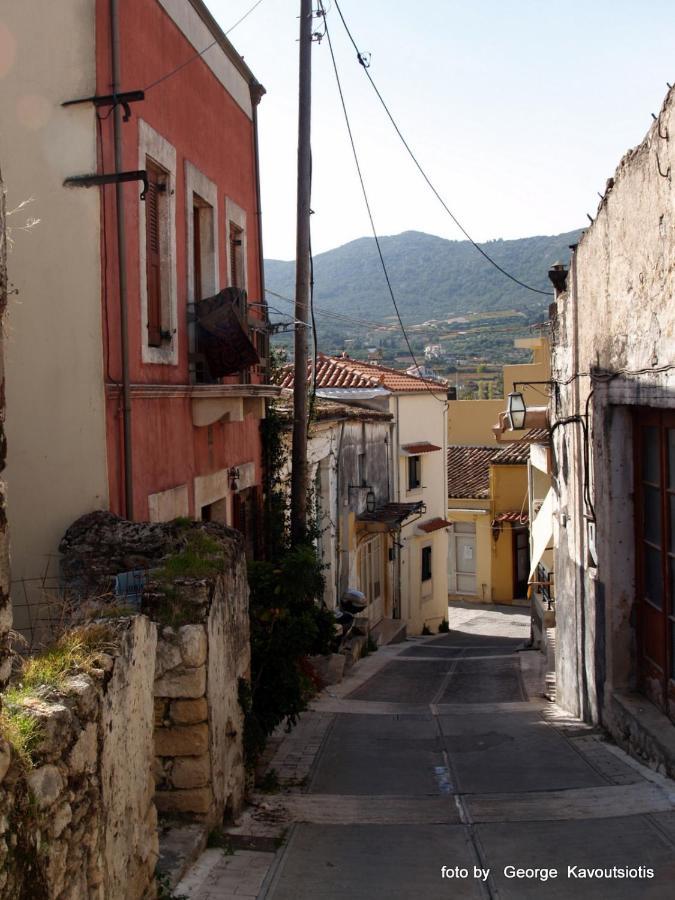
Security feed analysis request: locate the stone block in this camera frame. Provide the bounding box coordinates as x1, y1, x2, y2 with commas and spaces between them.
171, 754, 211, 789
68, 721, 98, 774
178, 625, 207, 667
170, 698, 208, 725
52, 802, 72, 838
63, 673, 98, 719
156, 640, 182, 678
154, 665, 206, 699
307, 653, 346, 686
0, 737, 10, 784
27, 764, 64, 809
155, 723, 208, 757
154, 787, 212, 816
154, 699, 168, 726
21, 699, 73, 759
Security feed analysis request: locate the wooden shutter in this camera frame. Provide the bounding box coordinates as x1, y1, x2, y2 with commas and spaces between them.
229, 222, 242, 288
146, 160, 164, 347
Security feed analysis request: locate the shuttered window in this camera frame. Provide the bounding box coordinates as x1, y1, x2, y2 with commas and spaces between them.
229, 222, 244, 289
145, 159, 166, 347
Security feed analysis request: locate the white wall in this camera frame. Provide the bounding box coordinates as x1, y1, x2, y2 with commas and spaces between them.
0, 1, 109, 631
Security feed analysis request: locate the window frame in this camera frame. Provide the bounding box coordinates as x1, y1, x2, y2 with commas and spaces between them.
421, 544, 432, 582
225, 197, 247, 293
138, 120, 178, 365
408, 454, 421, 491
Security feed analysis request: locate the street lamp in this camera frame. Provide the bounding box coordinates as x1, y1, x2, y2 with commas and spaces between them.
366, 489, 376, 514
507, 391, 526, 430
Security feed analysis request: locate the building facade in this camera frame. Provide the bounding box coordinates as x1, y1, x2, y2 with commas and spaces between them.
0, 0, 276, 632
278, 355, 450, 634
551, 87, 675, 774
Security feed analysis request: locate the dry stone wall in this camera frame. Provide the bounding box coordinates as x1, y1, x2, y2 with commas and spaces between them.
0, 169, 10, 689
0, 617, 158, 900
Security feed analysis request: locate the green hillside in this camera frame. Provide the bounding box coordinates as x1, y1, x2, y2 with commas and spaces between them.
264, 229, 583, 324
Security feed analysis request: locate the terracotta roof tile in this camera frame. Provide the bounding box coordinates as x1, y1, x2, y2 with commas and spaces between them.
417, 517, 453, 533
275, 354, 447, 394
401, 442, 442, 455
275, 396, 392, 424
447, 446, 498, 499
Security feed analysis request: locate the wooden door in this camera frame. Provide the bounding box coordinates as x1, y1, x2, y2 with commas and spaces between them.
634, 409, 675, 720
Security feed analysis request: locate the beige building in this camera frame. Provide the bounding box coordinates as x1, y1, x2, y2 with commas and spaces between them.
548, 87, 675, 775
446, 338, 551, 606
278, 355, 450, 635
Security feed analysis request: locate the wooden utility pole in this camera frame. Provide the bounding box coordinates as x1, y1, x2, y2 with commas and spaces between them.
290, 0, 313, 545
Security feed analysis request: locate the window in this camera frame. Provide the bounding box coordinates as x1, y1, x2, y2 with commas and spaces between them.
421, 545, 432, 581
185, 162, 218, 384
138, 120, 177, 365
358, 536, 384, 624
145, 159, 168, 347
634, 409, 675, 720
408, 455, 421, 491
225, 198, 247, 292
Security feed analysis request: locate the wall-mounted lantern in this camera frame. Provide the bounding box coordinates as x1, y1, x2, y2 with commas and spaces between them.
365, 489, 376, 514
228, 466, 240, 491
506, 391, 527, 430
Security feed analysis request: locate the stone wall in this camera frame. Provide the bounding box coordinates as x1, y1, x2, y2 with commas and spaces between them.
551, 86, 675, 739
153, 553, 250, 825
0, 617, 158, 900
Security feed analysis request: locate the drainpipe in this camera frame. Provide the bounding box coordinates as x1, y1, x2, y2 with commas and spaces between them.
110, 0, 133, 519
250, 80, 268, 364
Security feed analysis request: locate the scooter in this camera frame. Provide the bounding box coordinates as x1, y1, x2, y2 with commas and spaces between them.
332, 588, 367, 651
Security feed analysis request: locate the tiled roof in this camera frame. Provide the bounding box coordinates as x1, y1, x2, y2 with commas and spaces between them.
492, 511, 529, 526
417, 517, 453, 533
276, 354, 447, 394
401, 442, 442, 455
492, 441, 531, 464
357, 501, 425, 527
274, 396, 392, 424
447, 446, 498, 499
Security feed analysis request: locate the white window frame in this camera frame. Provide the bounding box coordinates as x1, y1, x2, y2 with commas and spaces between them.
185, 160, 219, 302
225, 197, 248, 292
138, 120, 178, 365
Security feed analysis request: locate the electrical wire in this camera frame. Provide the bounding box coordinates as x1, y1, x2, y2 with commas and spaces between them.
319, 2, 446, 403
143, 0, 267, 93
331, 0, 552, 298
265, 288, 393, 330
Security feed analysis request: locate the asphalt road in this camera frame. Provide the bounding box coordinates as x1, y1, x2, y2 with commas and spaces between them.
261, 605, 675, 900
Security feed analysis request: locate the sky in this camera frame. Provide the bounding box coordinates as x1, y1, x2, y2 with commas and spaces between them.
208, 0, 675, 261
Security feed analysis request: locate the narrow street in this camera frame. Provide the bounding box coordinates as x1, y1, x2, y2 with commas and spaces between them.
177, 605, 675, 899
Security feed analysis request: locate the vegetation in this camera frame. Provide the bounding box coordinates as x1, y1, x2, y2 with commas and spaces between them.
240, 400, 335, 770
1, 625, 115, 768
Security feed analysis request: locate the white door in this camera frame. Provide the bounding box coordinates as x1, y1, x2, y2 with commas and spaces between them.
358, 536, 384, 625
449, 522, 477, 594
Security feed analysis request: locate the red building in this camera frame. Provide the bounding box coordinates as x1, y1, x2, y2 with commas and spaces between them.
96, 0, 277, 540
1, 0, 277, 631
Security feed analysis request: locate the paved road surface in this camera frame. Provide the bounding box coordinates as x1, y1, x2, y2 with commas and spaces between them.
177, 605, 675, 899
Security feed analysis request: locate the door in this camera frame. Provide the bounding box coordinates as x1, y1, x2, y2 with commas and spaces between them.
634, 409, 675, 720
449, 522, 477, 594
358, 536, 385, 626
513, 527, 530, 599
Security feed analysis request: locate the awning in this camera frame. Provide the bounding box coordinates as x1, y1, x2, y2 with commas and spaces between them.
491, 511, 529, 526
416, 517, 453, 534
196, 288, 259, 378
357, 501, 425, 533
401, 442, 442, 455
528, 488, 554, 580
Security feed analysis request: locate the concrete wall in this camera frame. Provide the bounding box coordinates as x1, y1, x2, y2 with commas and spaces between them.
551, 84, 675, 761
0, 0, 109, 632
0, 617, 158, 900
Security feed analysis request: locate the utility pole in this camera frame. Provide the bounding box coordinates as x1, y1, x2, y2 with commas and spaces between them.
290, 0, 313, 545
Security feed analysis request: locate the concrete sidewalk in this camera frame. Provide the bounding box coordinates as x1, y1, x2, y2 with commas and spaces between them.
176, 605, 675, 899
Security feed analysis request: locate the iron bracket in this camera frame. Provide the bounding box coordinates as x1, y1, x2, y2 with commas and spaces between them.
63, 170, 149, 200
62, 90, 145, 122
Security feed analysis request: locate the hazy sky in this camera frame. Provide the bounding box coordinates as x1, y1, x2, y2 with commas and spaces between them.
210, 0, 675, 261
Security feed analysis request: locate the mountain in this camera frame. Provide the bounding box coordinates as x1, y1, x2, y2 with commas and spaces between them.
264, 229, 583, 325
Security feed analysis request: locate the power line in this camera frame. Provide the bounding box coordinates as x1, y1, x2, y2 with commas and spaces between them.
319, 2, 446, 402
331, 0, 552, 298
143, 0, 267, 93
265, 288, 393, 330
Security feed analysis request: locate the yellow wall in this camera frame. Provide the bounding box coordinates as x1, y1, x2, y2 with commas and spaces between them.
447, 399, 503, 445
491, 465, 528, 515
491, 525, 515, 602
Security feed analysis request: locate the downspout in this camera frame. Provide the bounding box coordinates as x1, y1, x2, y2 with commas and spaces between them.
110, 0, 133, 518
250, 80, 267, 354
